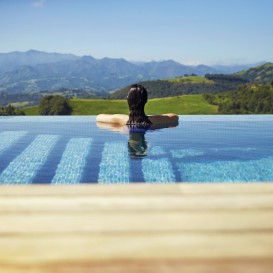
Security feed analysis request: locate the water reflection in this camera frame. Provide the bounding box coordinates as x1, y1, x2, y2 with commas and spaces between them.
96, 120, 179, 158
127, 127, 148, 158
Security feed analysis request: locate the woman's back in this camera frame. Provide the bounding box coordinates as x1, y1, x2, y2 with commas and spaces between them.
96, 84, 179, 126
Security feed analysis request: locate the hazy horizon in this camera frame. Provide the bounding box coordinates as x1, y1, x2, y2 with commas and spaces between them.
0, 48, 268, 67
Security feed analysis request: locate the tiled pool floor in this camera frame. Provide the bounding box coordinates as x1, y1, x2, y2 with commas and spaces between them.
1, 115, 273, 184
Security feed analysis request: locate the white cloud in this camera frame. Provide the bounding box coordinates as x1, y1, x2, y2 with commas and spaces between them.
32, 0, 46, 8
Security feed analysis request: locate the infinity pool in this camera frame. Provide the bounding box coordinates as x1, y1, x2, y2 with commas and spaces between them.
0, 115, 273, 184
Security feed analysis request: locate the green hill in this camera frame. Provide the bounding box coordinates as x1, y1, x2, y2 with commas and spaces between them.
145, 95, 218, 114
236, 62, 273, 84
22, 63, 273, 116
109, 63, 273, 100
109, 74, 247, 99
203, 84, 273, 114
23, 95, 218, 115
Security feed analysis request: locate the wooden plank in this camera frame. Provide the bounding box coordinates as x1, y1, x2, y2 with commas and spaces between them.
0, 194, 273, 212
0, 233, 272, 273
0, 233, 272, 262
0, 183, 272, 273
0, 183, 273, 196
1, 259, 273, 273
0, 184, 181, 196
0, 211, 273, 233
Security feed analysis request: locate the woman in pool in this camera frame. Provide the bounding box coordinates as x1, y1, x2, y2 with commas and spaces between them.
96, 84, 179, 126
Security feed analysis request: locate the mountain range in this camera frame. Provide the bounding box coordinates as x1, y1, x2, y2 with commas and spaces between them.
110, 62, 273, 99
0, 50, 266, 94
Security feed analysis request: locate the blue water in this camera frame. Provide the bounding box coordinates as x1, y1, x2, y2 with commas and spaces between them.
0, 115, 273, 184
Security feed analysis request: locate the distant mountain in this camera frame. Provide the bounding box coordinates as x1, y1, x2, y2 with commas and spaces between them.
236, 62, 273, 84
0, 50, 267, 94
210, 62, 265, 74
0, 56, 144, 94
0, 50, 79, 72
110, 63, 273, 100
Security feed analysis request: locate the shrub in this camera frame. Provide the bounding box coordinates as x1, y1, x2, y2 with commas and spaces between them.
0, 105, 25, 116
39, 95, 72, 115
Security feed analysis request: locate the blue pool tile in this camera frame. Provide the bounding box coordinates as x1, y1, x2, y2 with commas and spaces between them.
212, 147, 256, 152
150, 146, 166, 156
98, 142, 130, 183
1, 115, 273, 184
170, 149, 204, 159
0, 131, 27, 155
0, 135, 59, 184
142, 158, 175, 183
51, 138, 92, 184
177, 157, 273, 182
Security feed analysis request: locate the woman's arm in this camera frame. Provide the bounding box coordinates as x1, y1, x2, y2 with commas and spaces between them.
148, 113, 179, 124
96, 113, 178, 125
96, 114, 129, 125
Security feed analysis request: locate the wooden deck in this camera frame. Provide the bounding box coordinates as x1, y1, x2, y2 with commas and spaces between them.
0, 183, 273, 273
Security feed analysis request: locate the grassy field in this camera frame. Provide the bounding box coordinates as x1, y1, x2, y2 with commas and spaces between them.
168, 75, 214, 85
145, 95, 217, 114
23, 106, 40, 115
22, 94, 218, 115
69, 99, 129, 115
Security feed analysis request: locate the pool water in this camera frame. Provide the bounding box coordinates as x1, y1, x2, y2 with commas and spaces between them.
0, 115, 273, 184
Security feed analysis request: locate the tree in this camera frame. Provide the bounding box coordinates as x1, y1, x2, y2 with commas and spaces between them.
39, 95, 72, 115
0, 105, 25, 116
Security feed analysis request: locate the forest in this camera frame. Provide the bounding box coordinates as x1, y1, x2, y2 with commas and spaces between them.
109, 74, 247, 99
0, 105, 25, 116
203, 83, 273, 114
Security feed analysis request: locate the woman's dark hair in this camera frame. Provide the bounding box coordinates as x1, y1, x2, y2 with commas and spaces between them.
126, 84, 152, 126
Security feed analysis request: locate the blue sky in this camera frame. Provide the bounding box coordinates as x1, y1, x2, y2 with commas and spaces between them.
1, 0, 273, 65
